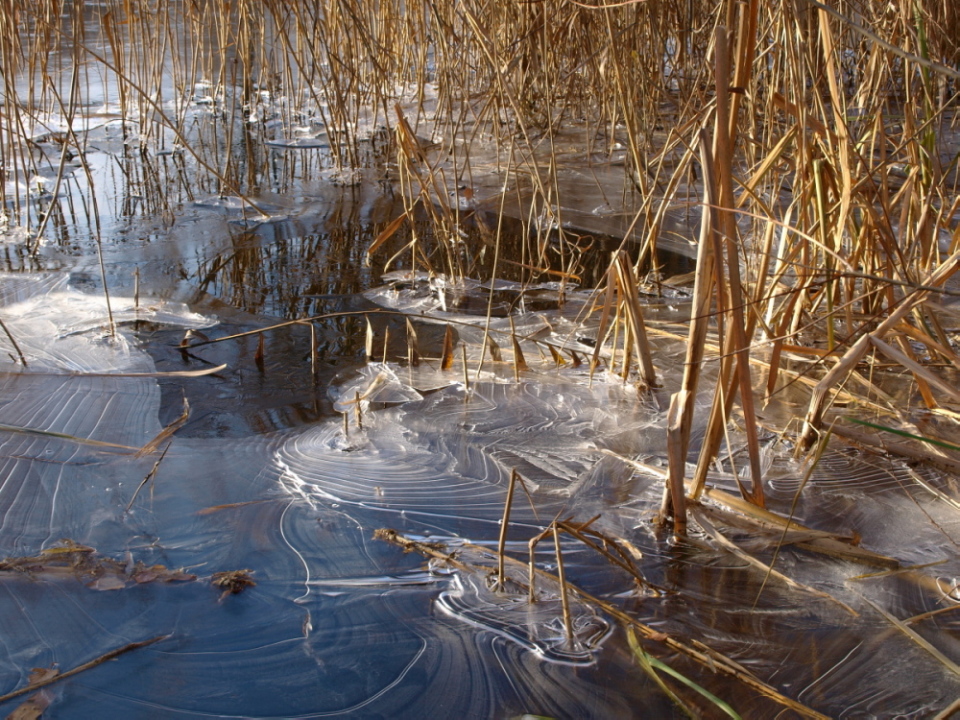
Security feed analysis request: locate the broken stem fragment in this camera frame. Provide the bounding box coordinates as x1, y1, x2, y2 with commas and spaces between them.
0, 635, 169, 705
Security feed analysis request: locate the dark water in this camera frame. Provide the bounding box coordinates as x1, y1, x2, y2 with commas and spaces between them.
1, 255, 959, 718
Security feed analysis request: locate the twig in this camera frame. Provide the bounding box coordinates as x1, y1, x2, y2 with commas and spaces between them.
126, 442, 172, 512
0, 313, 27, 366
0, 635, 169, 704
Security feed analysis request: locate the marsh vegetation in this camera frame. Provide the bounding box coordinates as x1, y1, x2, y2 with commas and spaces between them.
1, 0, 960, 716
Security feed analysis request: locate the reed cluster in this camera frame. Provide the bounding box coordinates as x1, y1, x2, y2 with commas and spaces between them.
3, 1, 960, 714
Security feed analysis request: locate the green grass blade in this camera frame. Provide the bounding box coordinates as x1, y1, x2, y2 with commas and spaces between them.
847, 417, 960, 453
628, 628, 742, 720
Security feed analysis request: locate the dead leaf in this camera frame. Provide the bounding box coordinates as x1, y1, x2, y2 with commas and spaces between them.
161, 569, 196, 583
211, 569, 256, 599
26, 668, 58, 685
6, 691, 51, 720
0, 541, 197, 589
41, 541, 94, 557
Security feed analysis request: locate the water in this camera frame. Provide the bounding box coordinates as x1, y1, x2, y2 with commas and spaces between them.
1, 264, 959, 718
1, 14, 960, 719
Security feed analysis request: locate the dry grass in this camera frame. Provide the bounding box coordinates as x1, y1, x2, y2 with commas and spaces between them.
4, 1, 960, 713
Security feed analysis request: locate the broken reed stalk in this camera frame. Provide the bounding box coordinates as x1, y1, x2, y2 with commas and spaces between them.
552, 523, 574, 645
870, 335, 960, 404
365, 316, 375, 363
441, 324, 455, 371
856, 592, 960, 677
587, 253, 656, 388
496, 469, 518, 591
509, 316, 527, 380
133, 267, 140, 311
608, 451, 908, 569
554, 518, 656, 594
691, 507, 858, 617
527, 524, 553, 603
727, 0, 758, 145
405, 318, 421, 367
308, 322, 318, 380
0, 314, 27, 366
137, 396, 190, 458
662, 390, 688, 536
715, 26, 764, 506
377, 528, 829, 719
830, 423, 960, 476
528, 516, 659, 603
589, 262, 618, 380
614, 251, 657, 389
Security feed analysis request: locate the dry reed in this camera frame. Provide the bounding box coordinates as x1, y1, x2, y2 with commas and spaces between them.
4, 0, 960, 713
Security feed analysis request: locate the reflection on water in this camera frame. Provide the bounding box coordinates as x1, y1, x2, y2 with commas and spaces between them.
1, 4, 956, 717
0, 272, 958, 718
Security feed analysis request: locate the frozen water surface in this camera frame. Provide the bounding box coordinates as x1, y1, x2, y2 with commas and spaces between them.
0, 271, 957, 718
0, 13, 959, 716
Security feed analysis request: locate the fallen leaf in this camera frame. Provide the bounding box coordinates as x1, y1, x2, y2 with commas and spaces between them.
6, 691, 52, 720
211, 569, 256, 598
26, 668, 58, 685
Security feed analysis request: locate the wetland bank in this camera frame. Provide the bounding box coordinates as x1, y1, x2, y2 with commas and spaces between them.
1, 0, 960, 717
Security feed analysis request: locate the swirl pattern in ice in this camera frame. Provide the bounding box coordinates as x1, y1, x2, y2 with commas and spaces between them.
2, 274, 960, 718
278, 366, 660, 523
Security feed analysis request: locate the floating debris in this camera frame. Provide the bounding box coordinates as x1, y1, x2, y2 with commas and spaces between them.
0, 540, 196, 590
211, 569, 257, 600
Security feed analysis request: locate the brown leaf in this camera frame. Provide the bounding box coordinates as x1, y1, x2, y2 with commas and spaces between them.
41, 541, 94, 557
163, 570, 197, 583
180, 328, 210, 348
211, 569, 256, 597
26, 668, 58, 685
6, 692, 52, 720
548, 344, 565, 367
